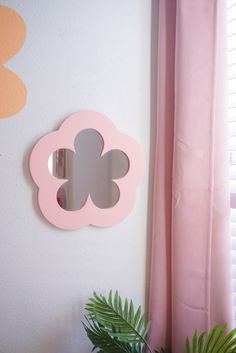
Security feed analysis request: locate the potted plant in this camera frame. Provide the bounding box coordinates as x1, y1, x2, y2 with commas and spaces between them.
83, 290, 236, 353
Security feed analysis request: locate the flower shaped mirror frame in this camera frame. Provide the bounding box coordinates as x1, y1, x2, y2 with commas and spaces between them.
30, 111, 144, 230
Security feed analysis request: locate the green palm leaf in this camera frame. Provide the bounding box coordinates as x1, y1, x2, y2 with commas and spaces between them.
185, 324, 236, 353
86, 290, 151, 346
83, 318, 139, 353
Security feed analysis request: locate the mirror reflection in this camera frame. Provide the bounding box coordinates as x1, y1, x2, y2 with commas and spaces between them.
48, 129, 130, 210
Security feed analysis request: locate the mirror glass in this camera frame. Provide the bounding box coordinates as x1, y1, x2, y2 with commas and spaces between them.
48, 129, 130, 210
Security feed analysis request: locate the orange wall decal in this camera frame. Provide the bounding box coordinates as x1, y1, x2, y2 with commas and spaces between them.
0, 6, 26, 119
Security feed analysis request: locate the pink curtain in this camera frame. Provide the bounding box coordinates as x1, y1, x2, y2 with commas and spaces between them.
148, 1, 233, 352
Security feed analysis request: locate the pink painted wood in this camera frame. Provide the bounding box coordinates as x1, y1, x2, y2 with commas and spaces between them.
30, 111, 144, 230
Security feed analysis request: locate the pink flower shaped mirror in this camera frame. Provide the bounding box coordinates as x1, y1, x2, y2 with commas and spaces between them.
30, 111, 144, 230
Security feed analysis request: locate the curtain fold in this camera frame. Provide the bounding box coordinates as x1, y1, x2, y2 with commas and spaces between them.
148, 1, 233, 352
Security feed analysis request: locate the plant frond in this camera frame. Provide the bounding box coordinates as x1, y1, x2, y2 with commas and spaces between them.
185, 324, 236, 353
86, 290, 151, 346
83, 318, 138, 353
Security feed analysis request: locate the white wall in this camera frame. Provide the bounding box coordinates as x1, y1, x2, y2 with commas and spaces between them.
0, 1, 151, 352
